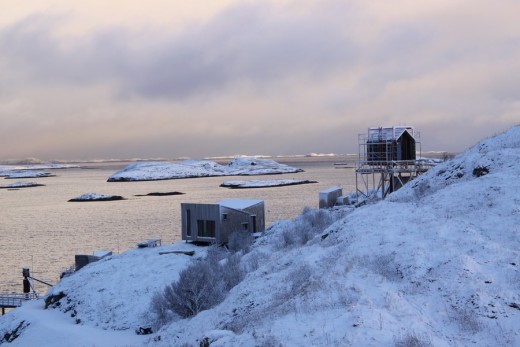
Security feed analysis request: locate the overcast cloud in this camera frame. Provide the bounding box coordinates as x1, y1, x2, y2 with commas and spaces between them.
0, 0, 518, 160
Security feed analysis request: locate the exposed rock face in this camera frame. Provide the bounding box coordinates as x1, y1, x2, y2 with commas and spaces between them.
134, 191, 184, 196
220, 179, 317, 189
68, 193, 124, 202
0, 320, 30, 343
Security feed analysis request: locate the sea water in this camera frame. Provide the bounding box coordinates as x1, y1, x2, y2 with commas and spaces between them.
0, 156, 356, 294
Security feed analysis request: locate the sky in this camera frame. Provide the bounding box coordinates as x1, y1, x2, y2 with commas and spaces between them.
0, 0, 518, 161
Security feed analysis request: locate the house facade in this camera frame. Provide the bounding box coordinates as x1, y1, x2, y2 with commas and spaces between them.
181, 199, 265, 244
366, 126, 417, 163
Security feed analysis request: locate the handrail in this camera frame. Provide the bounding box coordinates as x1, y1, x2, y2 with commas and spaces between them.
0, 292, 38, 303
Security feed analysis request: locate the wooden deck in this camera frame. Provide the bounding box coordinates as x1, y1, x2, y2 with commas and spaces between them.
0, 293, 38, 315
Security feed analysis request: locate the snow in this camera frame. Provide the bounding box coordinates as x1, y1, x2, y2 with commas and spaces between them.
218, 199, 263, 210
0, 300, 144, 347
220, 179, 316, 188
367, 126, 415, 141
1, 126, 520, 346
107, 157, 303, 181
305, 152, 337, 157
0, 181, 44, 189
320, 186, 342, 193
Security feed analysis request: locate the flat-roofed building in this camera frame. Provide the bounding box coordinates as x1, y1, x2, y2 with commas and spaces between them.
181, 199, 265, 244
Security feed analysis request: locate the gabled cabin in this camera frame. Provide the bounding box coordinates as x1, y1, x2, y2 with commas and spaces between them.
181, 199, 265, 244
367, 126, 416, 163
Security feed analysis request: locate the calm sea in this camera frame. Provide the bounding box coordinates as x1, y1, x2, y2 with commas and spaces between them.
0, 156, 357, 294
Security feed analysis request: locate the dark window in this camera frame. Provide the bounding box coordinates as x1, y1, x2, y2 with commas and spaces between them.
222, 213, 228, 221
186, 209, 191, 236
251, 215, 257, 232
242, 222, 248, 231
197, 220, 216, 238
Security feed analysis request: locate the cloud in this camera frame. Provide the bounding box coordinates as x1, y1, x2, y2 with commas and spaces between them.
0, 0, 519, 160
0, 2, 355, 100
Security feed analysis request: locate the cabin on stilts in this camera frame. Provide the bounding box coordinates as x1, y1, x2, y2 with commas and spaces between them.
355, 126, 432, 200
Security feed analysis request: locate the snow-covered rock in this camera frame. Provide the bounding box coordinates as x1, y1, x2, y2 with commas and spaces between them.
220, 179, 317, 189
0, 181, 44, 189
107, 158, 303, 182
1, 170, 54, 179
0, 163, 78, 179
68, 193, 124, 202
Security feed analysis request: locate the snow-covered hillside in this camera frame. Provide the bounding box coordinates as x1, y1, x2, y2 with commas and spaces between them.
1, 126, 519, 346
107, 158, 303, 182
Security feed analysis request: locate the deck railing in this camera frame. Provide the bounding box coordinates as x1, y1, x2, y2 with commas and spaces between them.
0, 292, 38, 308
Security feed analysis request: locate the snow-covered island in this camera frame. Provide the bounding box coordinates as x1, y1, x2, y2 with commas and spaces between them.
107, 157, 303, 182
1, 170, 54, 179
1, 126, 520, 346
68, 193, 124, 202
0, 163, 78, 179
0, 181, 45, 189
220, 179, 317, 189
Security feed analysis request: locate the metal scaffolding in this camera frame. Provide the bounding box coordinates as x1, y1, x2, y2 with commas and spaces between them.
355, 126, 432, 200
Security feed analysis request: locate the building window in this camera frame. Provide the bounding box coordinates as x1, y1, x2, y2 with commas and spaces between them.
222, 213, 228, 221
197, 219, 216, 238
251, 215, 257, 232
242, 222, 248, 231
186, 209, 191, 236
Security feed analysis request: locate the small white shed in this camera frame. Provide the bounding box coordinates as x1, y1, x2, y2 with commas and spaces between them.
319, 187, 343, 208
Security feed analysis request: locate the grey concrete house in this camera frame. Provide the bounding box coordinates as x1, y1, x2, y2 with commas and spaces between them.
181, 199, 265, 244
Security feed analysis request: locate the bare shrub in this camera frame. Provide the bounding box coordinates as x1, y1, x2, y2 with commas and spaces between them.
228, 230, 253, 254
288, 266, 312, 294
258, 335, 282, 347
278, 207, 337, 249
281, 226, 300, 248
150, 247, 246, 324
205, 245, 227, 263
150, 291, 173, 327
242, 251, 268, 273
163, 260, 225, 319
301, 206, 334, 230
451, 307, 482, 333
371, 253, 404, 281
394, 332, 433, 347
221, 253, 244, 291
